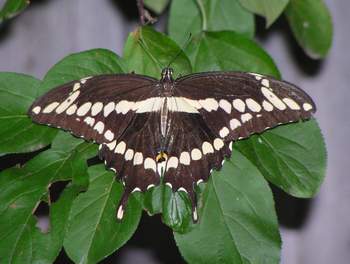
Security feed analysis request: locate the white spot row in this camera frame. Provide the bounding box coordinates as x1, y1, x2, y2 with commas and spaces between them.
105, 139, 226, 176
167, 138, 224, 171
112, 140, 158, 173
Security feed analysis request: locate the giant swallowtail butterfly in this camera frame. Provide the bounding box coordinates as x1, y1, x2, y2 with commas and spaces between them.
28, 68, 315, 221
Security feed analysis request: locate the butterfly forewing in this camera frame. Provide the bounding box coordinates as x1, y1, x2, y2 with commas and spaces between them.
29, 74, 158, 142
174, 72, 315, 142
28, 69, 316, 222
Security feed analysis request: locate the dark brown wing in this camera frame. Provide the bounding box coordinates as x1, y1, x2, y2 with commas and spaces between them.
28, 74, 158, 144
163, 112, 231, 221
173, 71, 315, 142
98, 112, 162, 219
28, 74, 162, 219
165, 71, 316, 220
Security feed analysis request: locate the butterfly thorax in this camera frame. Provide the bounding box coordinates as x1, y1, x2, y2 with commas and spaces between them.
157, 68, 176, 159
160, 67, 175, 96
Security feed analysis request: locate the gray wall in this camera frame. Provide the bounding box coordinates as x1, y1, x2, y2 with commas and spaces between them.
0, 0, 348, 263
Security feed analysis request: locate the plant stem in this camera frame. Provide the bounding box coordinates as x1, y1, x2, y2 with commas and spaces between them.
195, 0, 207, 31
137, 0, 146, 25
136, 0, 157, 25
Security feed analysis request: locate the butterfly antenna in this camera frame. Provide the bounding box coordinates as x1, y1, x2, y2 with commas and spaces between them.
167, 33, 193, 68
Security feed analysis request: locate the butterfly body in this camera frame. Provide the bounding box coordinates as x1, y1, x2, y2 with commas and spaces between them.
28, 68, 315, 222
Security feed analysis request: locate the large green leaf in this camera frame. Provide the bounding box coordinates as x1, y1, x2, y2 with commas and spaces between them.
168, 0, 254, 46
31, 186, 80, 264
285, 0, 333, 59
0, 135, 95, 263
123, 26, 192, 79
175, 151, 281, 263
140, 184, 193, 233
238, 0, 289, 27
0, 0, 29, 23
186, 31, 280, 77
144, 0, 169, 14
142, 185, 164, 216
235, 119, 327, 197
0, 73, 56, 154
161, 186, 193, 233
64, 165, 142, 264
39, 49, 126, 95
50, 132, 98, 188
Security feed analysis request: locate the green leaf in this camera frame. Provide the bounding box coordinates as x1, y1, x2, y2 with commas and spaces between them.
141, 185, 193, 233
144, 0, 169, 14
161, 186, 192, 233
235, 119, 327, 198
31, 185, 80, 264
175, 151, 281, 263
123, 26, 192, 78
0, 72, 56, 154
0, 0, 29, 23
0, 138, 92, 263
51, 132, 98, 188
168, 0, 254, 46
142, 185, 164, 216
64, 165, 142, 264
285, 0, 333, 59
186, 31, 280, 77
39, 49, 126, 95
238, 0, 289, 27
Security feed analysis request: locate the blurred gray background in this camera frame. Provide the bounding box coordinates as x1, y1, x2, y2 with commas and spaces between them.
0, 0, 348, 263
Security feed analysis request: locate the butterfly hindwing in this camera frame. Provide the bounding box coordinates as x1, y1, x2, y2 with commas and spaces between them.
99, 111, 162, 219
163, 112, 231, 220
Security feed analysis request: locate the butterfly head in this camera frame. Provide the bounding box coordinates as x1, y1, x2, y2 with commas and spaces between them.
161, 68, 174, 82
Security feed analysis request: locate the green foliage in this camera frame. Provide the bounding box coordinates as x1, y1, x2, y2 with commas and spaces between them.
39, 49, 126, 96
238, 0, 290, 27
64, 165, 142, 264
169, 0, 254, 45
0, 73, 56, 154
0, 0, 29, 23
235, 119, 327, 197
0, 0, 332, 263
144, 0, 169, 14
285, 0, 333, 59
123, 26, 192, 78
185, 31, 280, 77
0, 135, 94, 263
175, 151, 281, 263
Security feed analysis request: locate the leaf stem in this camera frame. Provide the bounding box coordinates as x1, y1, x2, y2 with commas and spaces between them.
195, 0, 207, 31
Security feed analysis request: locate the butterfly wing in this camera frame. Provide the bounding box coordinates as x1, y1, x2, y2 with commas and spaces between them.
29, 74, 158, 143
28, 70, 316, 222
98, 111, 163, 219
163, 112, 231, 221
160, 71, 315, 219
174, 71, 315, 142
28, 74, 163, 219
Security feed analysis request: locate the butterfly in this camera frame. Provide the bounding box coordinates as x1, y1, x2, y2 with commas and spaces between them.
28, 68, 315, 221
